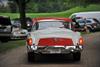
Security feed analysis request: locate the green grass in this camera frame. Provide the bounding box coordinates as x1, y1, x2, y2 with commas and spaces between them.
0, 4, 100, 19
0, 40, 25, 53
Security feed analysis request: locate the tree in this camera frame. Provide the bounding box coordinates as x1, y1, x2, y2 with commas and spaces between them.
8, 1, 17, 13
16, 0, 30, 29
9, 0, 30, 29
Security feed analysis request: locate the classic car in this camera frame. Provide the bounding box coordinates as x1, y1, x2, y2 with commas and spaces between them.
26, 18, 84, 62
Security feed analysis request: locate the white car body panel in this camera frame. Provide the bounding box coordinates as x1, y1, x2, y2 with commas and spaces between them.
12, 28, 28, 39
29, 27, 81, 46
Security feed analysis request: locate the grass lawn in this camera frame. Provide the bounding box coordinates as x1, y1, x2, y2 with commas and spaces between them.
0, 4, 100, 19
0, 40, 25, 53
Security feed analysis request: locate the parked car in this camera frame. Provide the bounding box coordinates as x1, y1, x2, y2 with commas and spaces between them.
12, 17, 33, 31
26, 17, 84, 62
11, 20, 28, 39
25, 17, 33, 31
69, 11, 100, 22
0, 16, 12, 42
73, 18, 100, 32
11, 28, 28, 39
11, 19, 21, 28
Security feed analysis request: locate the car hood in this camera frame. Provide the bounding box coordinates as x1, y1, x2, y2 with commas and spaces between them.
30, 27, 81, 45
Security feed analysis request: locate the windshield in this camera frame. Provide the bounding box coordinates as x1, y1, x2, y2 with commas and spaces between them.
39, 21, 63, 29
76, 19, 85, 23
86, 20, 92, 23
77, 19, 93, 24
0, 17, 11, 25
32, 21, 70, 30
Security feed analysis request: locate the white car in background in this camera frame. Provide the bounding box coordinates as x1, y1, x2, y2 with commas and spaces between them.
11, 20, 28, 39
12, 28, 28, 39
26, 18, 84, 62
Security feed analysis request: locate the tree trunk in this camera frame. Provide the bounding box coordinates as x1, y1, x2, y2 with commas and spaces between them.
18, 0, 27, 29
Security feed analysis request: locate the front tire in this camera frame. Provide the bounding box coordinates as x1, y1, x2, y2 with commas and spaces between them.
73, 52, 81, 61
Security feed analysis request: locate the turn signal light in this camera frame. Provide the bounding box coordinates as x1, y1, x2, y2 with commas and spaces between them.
27, 38, 33, 46
79, 37, 84, 45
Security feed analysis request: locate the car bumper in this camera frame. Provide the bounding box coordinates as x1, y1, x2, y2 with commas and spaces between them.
11, 33, 27, 39
11, 35, 27, 39
27, 45, 83, 54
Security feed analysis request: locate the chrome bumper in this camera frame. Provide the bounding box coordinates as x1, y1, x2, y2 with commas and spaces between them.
27, 45, 83, 54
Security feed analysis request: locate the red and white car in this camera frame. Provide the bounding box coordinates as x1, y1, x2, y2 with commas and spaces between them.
26, 18, 84, 61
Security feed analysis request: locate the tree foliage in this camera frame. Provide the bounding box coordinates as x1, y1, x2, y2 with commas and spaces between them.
26, 0, 100, 13
1, 0, 100, 13
8, 0, 30, 29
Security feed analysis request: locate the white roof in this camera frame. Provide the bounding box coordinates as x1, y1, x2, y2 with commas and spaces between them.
72, 11, 100, 15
